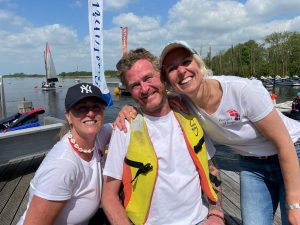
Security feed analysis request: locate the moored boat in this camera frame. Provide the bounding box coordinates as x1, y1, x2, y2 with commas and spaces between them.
114, 83, 131, 96
119, 85, 131, 96
42, 42, 59, 91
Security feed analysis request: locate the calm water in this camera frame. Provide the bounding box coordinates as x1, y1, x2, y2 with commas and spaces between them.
2, 77, 299, 170
2, 77, 135, 123
2, 77, 299, 121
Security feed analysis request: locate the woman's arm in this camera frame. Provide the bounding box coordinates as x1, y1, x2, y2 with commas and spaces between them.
254, 109, 300, 225
113, 105, 137, 132
23, 195, 67, 225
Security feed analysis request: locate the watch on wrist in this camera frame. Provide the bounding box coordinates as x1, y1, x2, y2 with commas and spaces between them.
286, 203, 300, 210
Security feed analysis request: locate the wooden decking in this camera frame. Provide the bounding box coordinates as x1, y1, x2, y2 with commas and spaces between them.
0, 154, 46, 225
0, 152, 281, 225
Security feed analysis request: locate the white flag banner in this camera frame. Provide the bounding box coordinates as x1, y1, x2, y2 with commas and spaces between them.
88, 0, 113, 106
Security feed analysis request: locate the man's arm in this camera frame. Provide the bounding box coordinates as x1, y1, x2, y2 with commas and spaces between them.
205, 158, 225, 224
101, 176, 131, 225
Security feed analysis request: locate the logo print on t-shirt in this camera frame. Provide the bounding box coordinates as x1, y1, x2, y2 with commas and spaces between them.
227, 109, 240, 121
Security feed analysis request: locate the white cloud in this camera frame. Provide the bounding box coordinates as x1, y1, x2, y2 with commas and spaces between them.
0, 15, 90, 74
105, 0, 135, 10
245, 0, 300, 19
113, 13, 160, 31
71, 0, 83, 8
102, 13, 165, 69
0, 9, 30, 29
0, 0, 300, 74
158, 0, 300, 55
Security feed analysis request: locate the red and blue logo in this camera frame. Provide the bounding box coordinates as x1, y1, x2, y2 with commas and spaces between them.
226, 109, 240, 121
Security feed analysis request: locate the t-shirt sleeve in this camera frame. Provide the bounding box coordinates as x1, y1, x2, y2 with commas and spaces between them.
30, 159, 77, 201
241, 80, 274, 122
103, 122, 130, 180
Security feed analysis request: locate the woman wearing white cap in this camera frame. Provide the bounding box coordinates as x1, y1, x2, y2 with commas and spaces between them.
117, 41, 300, 225
17, 83, 112, 225
159, 41, 300, 225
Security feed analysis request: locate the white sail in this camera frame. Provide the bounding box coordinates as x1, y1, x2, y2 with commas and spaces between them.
44, 42, 58, 83
42, 43, 58, 90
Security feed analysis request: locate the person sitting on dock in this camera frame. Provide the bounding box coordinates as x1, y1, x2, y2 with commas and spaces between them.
271, 92, 278, 105
101, 48, 224, 225
291, 92, 300, 120
17, 83, 112, 225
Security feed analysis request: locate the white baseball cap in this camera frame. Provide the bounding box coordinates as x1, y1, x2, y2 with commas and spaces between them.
160, 40, 198, 66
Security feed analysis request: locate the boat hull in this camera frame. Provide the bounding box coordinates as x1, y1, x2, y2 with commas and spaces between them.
42, 86, 56, 91
0, 116, 64, 165
42, 82, 56, 91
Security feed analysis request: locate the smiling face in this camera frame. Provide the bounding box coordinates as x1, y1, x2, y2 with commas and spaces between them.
124, 59, 170, 116
65, 97, 104, 141
162, 47, 204, 97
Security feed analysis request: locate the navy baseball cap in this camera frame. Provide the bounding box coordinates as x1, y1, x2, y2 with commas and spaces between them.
65, 83, 107, 111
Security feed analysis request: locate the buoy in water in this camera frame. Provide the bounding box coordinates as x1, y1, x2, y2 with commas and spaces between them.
114, 87, 120, 95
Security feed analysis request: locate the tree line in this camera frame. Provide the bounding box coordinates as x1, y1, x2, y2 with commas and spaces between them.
3, 31, 300, 79
2, 70, 119, 78
205, 31, 300, 78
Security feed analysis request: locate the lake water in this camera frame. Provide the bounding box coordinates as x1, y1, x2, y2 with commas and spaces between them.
2, 77, 299, 122
2, 76, 300, 170
1, 77, 136, 123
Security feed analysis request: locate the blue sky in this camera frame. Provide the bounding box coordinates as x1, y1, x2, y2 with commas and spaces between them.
0, 0, 300, 75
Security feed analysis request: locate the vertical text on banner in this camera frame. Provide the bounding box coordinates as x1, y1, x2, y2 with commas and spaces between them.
88, 0, 113, 106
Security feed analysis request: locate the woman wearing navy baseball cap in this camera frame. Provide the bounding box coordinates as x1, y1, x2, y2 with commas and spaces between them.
18, 83, 112, 225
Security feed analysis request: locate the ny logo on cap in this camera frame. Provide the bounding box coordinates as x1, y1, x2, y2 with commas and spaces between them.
80, 84, 92, 94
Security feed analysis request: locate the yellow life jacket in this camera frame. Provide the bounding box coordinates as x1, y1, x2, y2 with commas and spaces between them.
122, 111, 217, 225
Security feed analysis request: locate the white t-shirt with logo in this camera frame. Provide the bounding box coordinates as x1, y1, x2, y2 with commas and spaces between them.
103, 111, 216, 225
17, 124, 112, 225
184, 76, 300, 157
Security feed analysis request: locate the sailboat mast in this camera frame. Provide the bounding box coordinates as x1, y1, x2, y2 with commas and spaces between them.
44, 43, 48, 80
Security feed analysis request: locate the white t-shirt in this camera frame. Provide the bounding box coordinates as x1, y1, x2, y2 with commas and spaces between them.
104, 111, 215, 225
184, 76, 300, 156
17, 124, 112, 225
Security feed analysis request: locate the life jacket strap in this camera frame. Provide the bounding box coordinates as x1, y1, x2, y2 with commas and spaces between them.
124, 157, 153, 183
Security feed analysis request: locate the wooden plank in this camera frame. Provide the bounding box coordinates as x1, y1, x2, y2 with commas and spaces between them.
0, 155, 45, 225
12, 185, 30, 225
0, 160, 30, 213
274, 208, 281, 225
222, 170, 240, 184
221, 170, 241, 224
223, 196, 242, 224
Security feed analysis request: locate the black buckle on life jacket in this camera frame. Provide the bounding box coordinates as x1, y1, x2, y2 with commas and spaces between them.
209, 174, 222, 187
194, 136, 204, 154
124, 158, 153, 183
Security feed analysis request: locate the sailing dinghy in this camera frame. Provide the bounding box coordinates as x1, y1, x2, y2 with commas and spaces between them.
42, 42, 58, 91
